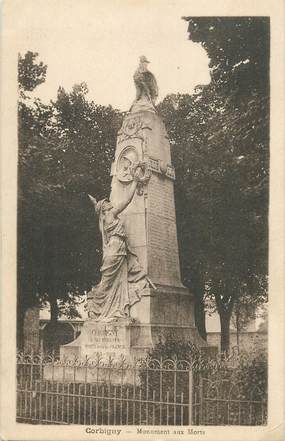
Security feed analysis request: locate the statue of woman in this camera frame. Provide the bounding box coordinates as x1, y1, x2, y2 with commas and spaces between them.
87, 163, 152, 322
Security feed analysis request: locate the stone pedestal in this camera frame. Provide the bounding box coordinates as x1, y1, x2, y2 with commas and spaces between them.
44, 320, 135, 383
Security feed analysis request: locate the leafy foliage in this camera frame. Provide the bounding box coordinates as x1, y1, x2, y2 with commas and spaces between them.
185, 17, 269, 96
17, 52, 122, 347
157, 17, 269, 350
18, 51, 47, 93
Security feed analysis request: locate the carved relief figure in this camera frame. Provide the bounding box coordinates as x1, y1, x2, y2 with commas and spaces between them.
87, 163, 152, 322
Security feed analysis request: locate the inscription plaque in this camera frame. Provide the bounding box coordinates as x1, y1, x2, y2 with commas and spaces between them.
148, 176, 176, 220
82, 321, 131, 360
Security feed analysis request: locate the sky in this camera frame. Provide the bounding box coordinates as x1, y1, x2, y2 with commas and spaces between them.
17, 0, 211, 110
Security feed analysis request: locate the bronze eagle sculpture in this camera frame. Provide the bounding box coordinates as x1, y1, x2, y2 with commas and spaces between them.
133, 56, 158, 106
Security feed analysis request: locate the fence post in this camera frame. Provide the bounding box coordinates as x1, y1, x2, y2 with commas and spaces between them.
199, 374, 204, 425
188, 369, 193, 425
39, 356, 43, 423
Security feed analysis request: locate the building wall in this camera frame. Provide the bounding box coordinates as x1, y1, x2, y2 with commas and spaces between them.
207, 331, 267, 353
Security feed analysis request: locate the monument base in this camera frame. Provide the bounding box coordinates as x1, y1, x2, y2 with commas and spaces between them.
44, 322, 207, 384
44, 319, 137, 384
43, 285, 212, 383
59, 283, 207, 362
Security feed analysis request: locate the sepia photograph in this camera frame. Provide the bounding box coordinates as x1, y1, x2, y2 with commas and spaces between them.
0, 1, 284, 440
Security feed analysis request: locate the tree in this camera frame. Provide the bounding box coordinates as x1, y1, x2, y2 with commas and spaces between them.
18, 51, 47, 95
158, 17, 269, 351
229, 276, 267, 350
17, 52, 49, 348
17, 52, 122, 348
185, 17, 269, 352
184, 17, 269, 98
38, 84, 122, 327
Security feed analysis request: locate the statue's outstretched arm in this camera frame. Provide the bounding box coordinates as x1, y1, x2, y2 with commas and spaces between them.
112, 163, 143, 216
112, 179, 137, 216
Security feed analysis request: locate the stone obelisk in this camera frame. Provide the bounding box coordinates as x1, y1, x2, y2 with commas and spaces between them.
109, 56, 205, 355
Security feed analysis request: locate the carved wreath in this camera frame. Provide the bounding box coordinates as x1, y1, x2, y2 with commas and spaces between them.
130, 161, 151, 195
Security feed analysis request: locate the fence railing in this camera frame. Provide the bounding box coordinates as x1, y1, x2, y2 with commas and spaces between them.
16, 352, 267, 426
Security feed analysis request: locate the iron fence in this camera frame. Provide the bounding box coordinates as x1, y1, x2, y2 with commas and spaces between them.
16, 352, 266, 425
193, 378, 267, 425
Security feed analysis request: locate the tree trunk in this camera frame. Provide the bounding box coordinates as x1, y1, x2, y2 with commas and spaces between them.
17, 299, 25, 351
220, 309, 231, 354
49, 295, 59, 324
194, 295, 207, 341
191, 270, 207, 341
47, 295, 59, 353
236, 308, 240, 353
214, 282, 235, 355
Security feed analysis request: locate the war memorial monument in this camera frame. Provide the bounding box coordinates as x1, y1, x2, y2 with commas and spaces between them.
57, 56, 206, 373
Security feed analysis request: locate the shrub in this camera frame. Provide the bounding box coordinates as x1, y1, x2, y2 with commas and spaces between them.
141, 334, 267, 403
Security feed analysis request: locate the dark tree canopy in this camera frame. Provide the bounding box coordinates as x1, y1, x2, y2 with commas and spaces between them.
158, 17, 269, 350
17, 52, 122, 347
184, 17, 270, 97
18, 51, 47, 92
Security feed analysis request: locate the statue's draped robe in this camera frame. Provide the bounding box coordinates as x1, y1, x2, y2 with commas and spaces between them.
87, 217, 148, 321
